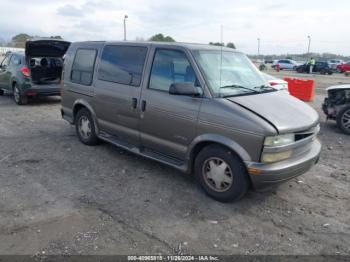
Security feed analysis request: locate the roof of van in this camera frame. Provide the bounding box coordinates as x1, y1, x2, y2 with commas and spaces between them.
70, 40, 241, 52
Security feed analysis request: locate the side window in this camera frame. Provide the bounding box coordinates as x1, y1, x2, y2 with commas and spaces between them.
71, 49, 97, 86
98, 45, 147, 86
149, 49, 197, 92
10, 55, 21, 65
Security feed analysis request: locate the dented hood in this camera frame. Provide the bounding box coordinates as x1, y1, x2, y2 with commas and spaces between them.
25, 38, 70, 57
227, 91, 319, 133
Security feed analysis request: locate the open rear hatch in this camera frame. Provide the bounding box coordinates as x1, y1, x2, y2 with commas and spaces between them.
25, 38, 70, 84
25, 38, 70, 58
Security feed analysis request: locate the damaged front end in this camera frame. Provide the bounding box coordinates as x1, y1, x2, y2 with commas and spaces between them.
323, 85, 350, 134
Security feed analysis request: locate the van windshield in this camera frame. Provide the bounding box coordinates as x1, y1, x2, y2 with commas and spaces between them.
193, 50, 270, 97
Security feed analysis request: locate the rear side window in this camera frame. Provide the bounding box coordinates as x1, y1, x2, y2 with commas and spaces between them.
98, 45, 147, 86
10, 55, 21, 65
71, 49, 97, 86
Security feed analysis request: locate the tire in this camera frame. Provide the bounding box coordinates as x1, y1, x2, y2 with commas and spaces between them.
75, 108, 99, 145
0, 89, 4, 96
320, 69, 326, 75
13, 83, 27, 105
194, 145, 250, 202
336, 105, 350, 135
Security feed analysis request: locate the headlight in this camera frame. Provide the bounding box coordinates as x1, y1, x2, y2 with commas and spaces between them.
262, 150, 293, 163
264, 134, 295, 147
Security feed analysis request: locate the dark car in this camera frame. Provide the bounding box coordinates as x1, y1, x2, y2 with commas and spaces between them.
0, 38, 70, 105
60, 41, 321, 202
296, 61, 333, 75
322, 85, 350, 134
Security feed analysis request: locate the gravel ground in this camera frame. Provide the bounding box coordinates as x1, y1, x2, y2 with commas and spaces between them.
0, 71, 349, 256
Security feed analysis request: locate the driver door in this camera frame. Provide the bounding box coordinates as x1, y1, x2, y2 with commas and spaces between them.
139, 48, 202, 160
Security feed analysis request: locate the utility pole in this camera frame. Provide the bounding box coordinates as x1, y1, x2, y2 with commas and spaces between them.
220, 25, 224, 46
123, 15, 128, 41
257, 38, 261, 57
307, 35, 311, 54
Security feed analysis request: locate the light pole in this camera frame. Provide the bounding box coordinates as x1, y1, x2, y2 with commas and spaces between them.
307, 35, 311, 54
123, 15, 128, 41
257, 38, 261, 57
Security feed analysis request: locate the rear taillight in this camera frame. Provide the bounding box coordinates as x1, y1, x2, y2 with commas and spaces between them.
270, 82, 279, 86
21, 67, 30, 77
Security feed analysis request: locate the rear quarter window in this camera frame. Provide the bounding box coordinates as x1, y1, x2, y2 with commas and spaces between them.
71, 49, 97, 86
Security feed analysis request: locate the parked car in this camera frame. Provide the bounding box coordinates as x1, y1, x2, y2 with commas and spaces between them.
61, 41, 321, 202
261, 72, 289, 93
296, 61, 333, 75
272, 59, 299, 70
322, 85, 350, 135
0, 38, 70, 105
328, 59, 344, 70
337, 61, 350, 73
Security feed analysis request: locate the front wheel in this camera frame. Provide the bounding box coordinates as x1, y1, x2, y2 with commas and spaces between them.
337, 106, 350, 135
75, 108, 99, 145
13, 84, 27, 105
194, 145, 250, 202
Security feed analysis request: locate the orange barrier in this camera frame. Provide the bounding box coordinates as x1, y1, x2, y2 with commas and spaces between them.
284, 77, 315, 102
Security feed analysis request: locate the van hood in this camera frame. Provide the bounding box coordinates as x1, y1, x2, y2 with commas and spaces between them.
226, 91, 319, 133
25, 39, 70, 57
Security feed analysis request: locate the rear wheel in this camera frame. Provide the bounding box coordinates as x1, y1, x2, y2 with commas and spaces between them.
75, 108, 99, 145
337, 106, 350, 135
13, 84, 27, 105
194, 145, 249, 202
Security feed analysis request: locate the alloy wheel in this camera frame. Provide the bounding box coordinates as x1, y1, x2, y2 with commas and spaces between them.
341, 109, 350, 131
14, 86, 20, 103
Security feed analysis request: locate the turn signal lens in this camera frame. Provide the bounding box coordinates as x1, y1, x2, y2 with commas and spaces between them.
262, 150, 293, 163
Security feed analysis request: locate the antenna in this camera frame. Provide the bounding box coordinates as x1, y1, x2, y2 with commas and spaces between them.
219, 25, 223, 90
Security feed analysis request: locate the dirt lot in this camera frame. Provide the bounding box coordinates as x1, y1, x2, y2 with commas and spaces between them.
0, 70, 349, 256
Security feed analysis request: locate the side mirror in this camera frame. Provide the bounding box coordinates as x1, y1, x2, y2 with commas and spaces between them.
169, 82, 202, 97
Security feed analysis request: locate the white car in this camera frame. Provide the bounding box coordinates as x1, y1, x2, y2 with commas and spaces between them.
261, 72, 289, 93
328, 59, 344, 70
272, 59, 299, 70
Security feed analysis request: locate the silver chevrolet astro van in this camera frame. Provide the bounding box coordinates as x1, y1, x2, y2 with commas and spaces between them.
61, 41, 321, 202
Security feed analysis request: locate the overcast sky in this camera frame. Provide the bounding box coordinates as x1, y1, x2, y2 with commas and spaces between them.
0, 0, 348, 55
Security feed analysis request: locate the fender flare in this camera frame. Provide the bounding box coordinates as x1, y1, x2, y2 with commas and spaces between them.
187, 133, 252, 165
72, 99, 100, 134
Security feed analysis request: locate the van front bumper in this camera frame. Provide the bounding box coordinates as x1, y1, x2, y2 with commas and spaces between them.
246, 139, 321, 189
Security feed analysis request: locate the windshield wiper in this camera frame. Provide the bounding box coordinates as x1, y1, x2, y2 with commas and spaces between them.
220, 84, 260, 95
254, 85, 275, 91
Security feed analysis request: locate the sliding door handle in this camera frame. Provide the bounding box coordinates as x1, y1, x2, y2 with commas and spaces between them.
132, 98, 137, 109
141, 100, 146, 112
